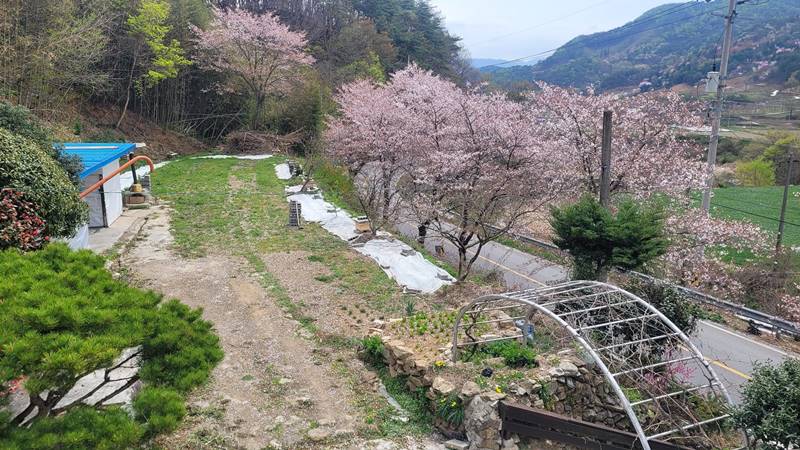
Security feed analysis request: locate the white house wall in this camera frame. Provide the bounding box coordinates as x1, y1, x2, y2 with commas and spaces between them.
102, 161, 123, 226
80, 161, 123, 228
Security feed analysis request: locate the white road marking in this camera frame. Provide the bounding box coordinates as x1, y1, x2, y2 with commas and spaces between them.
700, 320, 790, 358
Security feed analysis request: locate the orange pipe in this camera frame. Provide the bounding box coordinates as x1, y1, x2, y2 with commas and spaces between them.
80, 156, 155, 199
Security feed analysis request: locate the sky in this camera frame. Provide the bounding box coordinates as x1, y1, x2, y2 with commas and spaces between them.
429, 0, 677, 63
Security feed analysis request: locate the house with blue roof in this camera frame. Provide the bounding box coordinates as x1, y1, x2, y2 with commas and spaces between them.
55, 143, 142, 248
60, 142, 137, 228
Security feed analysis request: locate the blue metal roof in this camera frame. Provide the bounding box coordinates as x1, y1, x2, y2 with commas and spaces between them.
56, 143, 136, 180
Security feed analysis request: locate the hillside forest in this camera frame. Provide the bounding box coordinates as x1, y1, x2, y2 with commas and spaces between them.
0, 0, 474, 151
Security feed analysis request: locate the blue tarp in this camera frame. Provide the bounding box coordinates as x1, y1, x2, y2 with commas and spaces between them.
57, 143, 136, 180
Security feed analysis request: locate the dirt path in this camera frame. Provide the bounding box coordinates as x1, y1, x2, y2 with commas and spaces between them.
122, 207, 360, 449
120, 206, 444, 450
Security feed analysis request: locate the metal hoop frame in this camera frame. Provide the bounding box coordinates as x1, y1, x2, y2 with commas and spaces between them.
451, 280, 735, 450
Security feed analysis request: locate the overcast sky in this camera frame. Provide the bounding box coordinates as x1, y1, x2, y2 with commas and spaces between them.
429, 0, 677, 62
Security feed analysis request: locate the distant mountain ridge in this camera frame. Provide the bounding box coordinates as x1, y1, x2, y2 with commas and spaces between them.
482, 0, 800, 91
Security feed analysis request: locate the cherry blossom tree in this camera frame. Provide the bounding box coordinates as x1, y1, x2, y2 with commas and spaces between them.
325, 78, 414, 235
395, 66, 569, 281
527, 84, 774, 300
327, 66, 569, 280
192, 8, 314, 129
660, 209, 769, 296
527, 83, 706, 199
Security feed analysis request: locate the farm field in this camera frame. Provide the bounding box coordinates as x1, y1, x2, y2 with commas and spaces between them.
710, 185, 800, 247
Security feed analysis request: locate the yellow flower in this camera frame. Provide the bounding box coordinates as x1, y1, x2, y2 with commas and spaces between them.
434, 360, 446, 368
450, 401, 457, 407
495, 386, 503, 393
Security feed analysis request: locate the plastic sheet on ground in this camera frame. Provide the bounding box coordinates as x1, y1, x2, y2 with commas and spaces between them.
286, 187, 358, 240
286, 185, 454, 293
275, 163, 292, 180
353, 239, 455, 293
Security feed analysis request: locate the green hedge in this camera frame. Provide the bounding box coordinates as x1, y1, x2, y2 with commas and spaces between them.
0, 129, 87, 239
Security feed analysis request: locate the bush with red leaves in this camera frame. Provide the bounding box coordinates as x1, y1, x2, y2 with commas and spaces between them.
0, 188, 47, 251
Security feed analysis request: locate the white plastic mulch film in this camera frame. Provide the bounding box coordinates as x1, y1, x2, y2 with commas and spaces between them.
286, 185, 454, 293
275, 163, 292, 180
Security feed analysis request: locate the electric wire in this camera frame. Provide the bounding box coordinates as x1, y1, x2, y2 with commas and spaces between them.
710, 202, 800, 227
482, 0, 714, 69
468, 0, 618, 47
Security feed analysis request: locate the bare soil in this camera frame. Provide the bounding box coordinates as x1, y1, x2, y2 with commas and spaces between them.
120, 207, 444, 449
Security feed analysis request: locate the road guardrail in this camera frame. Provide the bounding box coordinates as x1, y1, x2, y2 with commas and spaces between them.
493, 226, 800, 339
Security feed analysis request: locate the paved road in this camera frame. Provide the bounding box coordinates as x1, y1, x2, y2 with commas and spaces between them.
394, 219, 794, 404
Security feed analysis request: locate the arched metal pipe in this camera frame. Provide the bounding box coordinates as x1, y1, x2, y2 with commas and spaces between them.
80, 156, 155, 199
451, 281, 737, 450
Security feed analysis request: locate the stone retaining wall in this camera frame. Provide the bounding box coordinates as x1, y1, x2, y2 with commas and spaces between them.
374, 332, 630, 450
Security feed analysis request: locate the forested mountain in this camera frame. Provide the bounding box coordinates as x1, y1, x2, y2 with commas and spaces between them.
0, 0, 464, 149
483, 0, 800, 91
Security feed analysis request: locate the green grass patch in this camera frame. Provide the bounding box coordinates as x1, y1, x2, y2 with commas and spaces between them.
708, 185, 798, 246
373, 367, 434, 437
312, 161, 362, 214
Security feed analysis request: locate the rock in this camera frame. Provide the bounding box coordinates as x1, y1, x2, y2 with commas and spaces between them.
432, 377, 456, 396
318, 418, 335, 427
277, 378, 293, 385
484, 390, 506, 402
390, 344, 414, 360
368, 439, 400, 450
333, 429, 355, 438
307, 428, 331, 442
294, 396, 313, 407
444, 439, 469, 450
268, 440, 282, 449
190, 400, 210, 410
460, 381, 481, 398
558, 361, 580, 377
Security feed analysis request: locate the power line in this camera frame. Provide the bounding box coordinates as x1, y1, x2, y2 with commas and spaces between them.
711, 194, 785, 211
482, 0, 712, 69
711, 202, 800, 227
468, 0, 618, 47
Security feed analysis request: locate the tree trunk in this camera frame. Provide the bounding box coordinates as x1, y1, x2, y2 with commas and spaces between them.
252, 94, 264, 130
116, 49, 139, 129
457, 246, 468, 282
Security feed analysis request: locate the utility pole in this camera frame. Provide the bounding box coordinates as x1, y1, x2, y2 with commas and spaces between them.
701, 0, 739, 212
776, 156, 797, 253
600, 110, 613, 207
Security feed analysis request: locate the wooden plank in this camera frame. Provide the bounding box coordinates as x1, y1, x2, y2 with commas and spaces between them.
499, 401, 690, 450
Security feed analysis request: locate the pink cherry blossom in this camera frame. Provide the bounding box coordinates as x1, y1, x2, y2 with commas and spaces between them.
192, 8, 314, 128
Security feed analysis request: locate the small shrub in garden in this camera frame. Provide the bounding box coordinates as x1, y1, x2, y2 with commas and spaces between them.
0, 189, 47, 251
732, 359, 800, 449
360, 335, 385, 367
434, 392, 465, 427
624, 279, 698, 334
1, 407, 144, 450
0, 101, 83, 185
0, 129, 87, 239
484, 340, 538, 368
